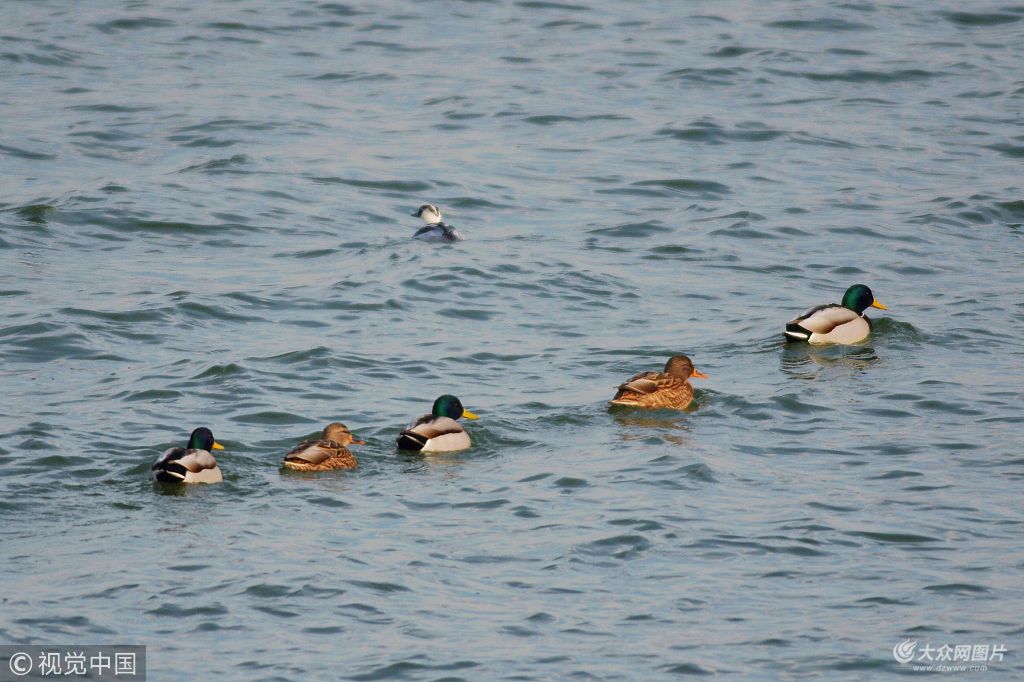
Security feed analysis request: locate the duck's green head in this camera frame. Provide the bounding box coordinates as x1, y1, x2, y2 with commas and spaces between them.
432, 394, 479, 421
841, 284, 888, 314
188, 427, 224, 452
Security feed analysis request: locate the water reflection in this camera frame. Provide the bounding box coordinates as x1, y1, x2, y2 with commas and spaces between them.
781, 342, 878, 378
609, 405, 693, 446
151, 480, 191, 496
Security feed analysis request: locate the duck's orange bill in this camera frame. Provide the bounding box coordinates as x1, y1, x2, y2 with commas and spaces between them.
212, 442, 225, 450
692, 370, 709, 379
871, 299, 888, 310
352, 439, 367, 446
462, 409, 480, 420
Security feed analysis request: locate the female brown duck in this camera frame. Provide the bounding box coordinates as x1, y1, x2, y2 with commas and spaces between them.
610, 355, 708, 410
282, 423, 364, 471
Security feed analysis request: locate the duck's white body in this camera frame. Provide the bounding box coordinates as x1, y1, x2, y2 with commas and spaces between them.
397, 415, 471, 452
151, 447, 223, 484
411, 204, 464, 242
785, 304, 871, 345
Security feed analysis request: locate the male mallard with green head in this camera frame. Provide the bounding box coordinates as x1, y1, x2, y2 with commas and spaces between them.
151, 427, 225, 484
397, 394, 479, 452
282, 422, 365, 471
610, 355, 708, 410
785, 284, 888, 345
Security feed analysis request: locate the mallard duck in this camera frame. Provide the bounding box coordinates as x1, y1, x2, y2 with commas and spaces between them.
610, 355, 708, 410
784, 284, 888, 345
397, 394, 479, 452
151, 427, 224, 484
282, 422, 364, 471
410, 204, 465, 242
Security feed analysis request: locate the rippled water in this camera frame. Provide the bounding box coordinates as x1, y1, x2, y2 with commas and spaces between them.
3, 1, 1023, 679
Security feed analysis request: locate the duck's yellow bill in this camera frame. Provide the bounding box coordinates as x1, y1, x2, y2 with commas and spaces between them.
871, 299, 888, 310
212, 442, 225, 450
462, 409, 480, 420
692, 370, 709, 379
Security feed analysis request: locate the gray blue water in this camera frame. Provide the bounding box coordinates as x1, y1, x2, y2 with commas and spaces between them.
2, 1, 1023, 679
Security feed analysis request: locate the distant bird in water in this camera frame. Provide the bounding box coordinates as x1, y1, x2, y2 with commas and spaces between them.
784, 284, 888, 345
397, 394, 479, 452
281, 422, 364, 472
610, 355, 708, 411
151, 427, 225, 484
410, 204, 465, 242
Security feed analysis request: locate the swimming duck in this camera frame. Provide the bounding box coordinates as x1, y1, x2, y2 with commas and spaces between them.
282, 422, 364, 471
610, 355, 708, 410
151, 427, 224, 484
397, 394, 479, 452
410, 204, 465, 242
784, 284, 888, 345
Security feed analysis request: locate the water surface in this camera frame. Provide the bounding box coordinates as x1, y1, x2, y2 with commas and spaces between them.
2, 1, 1023, 679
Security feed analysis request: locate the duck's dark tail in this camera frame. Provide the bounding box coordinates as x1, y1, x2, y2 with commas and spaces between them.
396, 431, 427, 451
151, 449, 189, 483
151, 460, 188, 483
784, 322, 811, 342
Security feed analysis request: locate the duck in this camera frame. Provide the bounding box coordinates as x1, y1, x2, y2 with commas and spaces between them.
610, 355, 708, 410
151, 427, 224, 484
282, 422, 364, 471
784, 284, 888, 345
397, 394, 479, 452
410, 204, 465, 242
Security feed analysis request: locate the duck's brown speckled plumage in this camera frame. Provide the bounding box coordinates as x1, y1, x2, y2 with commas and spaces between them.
610, 355, 708, 411
282, 423, 363, 471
